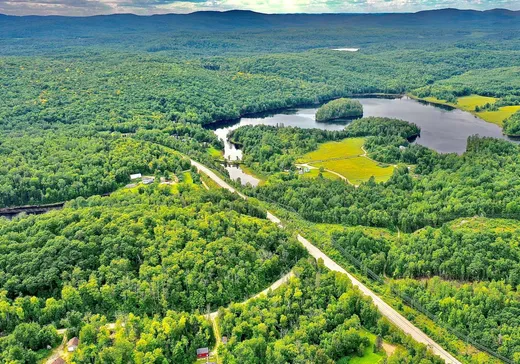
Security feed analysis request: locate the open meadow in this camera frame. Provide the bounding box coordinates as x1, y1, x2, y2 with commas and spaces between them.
421, 94, 520, 126
298, 138, 395, 184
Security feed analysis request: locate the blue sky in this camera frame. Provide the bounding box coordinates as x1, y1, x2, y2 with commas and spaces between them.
0, 0, 518, 16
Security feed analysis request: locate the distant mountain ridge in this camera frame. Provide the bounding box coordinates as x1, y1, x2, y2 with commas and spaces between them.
1, 8, 518, 33
1, 8, 519, 56
1, 7, 519, 20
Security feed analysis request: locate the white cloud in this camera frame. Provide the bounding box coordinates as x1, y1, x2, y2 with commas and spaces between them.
0, 0, 518, 16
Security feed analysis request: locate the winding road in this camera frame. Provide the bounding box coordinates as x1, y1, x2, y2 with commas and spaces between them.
190, 159, 461, 364
208, 271, 294, 320
296, 163, 353, 185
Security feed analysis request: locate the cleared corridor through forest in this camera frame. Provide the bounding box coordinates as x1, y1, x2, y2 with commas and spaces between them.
190, 159, 462, 364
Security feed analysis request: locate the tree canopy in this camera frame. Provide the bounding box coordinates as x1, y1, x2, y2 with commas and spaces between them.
315, 98, 363, 122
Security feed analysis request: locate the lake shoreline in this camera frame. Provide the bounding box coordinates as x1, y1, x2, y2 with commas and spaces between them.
204, 93, 405, 129
207, 96, 515, 186
407, 93, 517, 135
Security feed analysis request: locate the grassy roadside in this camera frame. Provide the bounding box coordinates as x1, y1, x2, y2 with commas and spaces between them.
251, 199, 500, 364
238, 163, 267, 185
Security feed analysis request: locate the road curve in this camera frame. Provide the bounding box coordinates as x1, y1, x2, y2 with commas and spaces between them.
190, 159, 461, 364
208, 271, 294, 320
296, 163, 352, 185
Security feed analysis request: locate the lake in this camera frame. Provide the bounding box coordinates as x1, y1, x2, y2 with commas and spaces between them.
207, 96, 513, 185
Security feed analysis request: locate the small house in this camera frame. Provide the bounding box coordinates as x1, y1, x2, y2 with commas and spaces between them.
296, 166, 310, 174
67, 337, 79, 352
130, 173, 142, 180
142, 176, 155, 185
399, 145, 407, 151
196, 347, 209, 359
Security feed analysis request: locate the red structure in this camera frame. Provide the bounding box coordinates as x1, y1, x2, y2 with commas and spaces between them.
197, 347, 209, 359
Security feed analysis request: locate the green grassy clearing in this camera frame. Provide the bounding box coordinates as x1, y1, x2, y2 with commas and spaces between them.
119, 182, 181, 195
300, 167, 343, 181
200, 173, 221, 189
208, 146, 224, 159
299, 137, 365, 163
182, 171, 194, 184
337, 329, 385, 364
448, 216, 520, 234
298, 138, 394, 184
314, 223, 398, 241
36, 348, 53, 363
421, 95, 496, 111
421, 96, 451, 105
315, 157, 394, 185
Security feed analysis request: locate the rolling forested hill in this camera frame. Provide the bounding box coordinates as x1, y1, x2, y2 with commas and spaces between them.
1, 8, 520, 364
1, 9, 520, 56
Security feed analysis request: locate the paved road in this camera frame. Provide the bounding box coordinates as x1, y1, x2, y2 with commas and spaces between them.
190, 159, 461, 364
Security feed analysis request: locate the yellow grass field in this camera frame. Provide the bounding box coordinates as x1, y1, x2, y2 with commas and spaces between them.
300, 168, 343, 181
298, 138, 394, 185
421, 95, 496, 111
477, 105, 520, 126
299, 137, 364, 163
419, 94, 518, 126
456, 95, 497, 111
315, 157, 394, 185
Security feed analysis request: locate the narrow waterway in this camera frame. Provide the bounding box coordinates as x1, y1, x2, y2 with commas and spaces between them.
207, 96, 513, 186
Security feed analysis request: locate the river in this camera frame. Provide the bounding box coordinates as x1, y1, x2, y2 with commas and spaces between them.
207, 96, 513, 186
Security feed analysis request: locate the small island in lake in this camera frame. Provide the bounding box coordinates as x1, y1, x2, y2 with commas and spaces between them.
316, 98, 363, 122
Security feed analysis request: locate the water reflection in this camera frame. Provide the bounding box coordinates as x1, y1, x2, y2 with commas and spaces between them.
207, 96, 515, 185
224, 164, 261, 186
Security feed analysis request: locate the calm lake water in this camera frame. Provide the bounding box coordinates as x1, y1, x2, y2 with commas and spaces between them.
207, 96, 512, 185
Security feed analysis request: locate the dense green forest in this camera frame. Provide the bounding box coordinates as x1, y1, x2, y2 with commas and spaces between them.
218, 259, 444, 363
72, 312, 214, 364
230, 117, 422, 175
412, 67, 520, 100
2, 8, 520, 364
315, 98, 363, 122
0, 184, 305, 361
280, 215, 520, 361
243, 122, 520, 361
329, 217, 520, 284
230, 125, 350, 173
0, 132, 191, 207
249, 132, 520, 232
1, 10, 519, 56
391, 277, 520, 362
504, 110, 520, 136
3, 49, 520, 133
